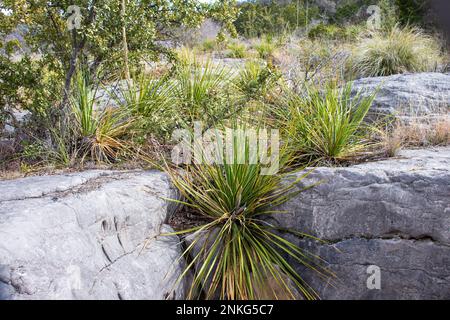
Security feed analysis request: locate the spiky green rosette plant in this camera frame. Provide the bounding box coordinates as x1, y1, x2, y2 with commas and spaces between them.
71, 70, 134, 163
276, 82, 377, 165
164, 125, 334, 300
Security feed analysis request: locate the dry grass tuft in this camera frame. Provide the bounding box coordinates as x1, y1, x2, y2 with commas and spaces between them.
379, 116, 450, 157
349, 26, 443, 78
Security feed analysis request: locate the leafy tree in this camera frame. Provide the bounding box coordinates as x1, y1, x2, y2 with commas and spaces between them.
0, 0, 238, 124
234, 0, 319, 38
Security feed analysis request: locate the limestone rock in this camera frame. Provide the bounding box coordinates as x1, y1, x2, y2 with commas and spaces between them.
0, 170, 186, 300
351, 73, 450, 119
276, 147, 450, 299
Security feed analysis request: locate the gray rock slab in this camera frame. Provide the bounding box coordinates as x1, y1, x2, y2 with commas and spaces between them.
351, 72, 450, 118
276, 147, 450, 299
0, 170, 186, 300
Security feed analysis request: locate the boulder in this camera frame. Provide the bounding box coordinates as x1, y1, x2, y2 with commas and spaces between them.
0, 170, 186, 300
351, 72, 450, 119
1, 110, 31, 136
94, 80, 132, 111
276, 147, 450, 299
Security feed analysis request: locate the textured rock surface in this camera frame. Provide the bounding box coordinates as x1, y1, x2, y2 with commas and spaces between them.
351, 73, 450, 118
0, 170, 186, 300
277, 147, 450, 299
94, 80, 131, 110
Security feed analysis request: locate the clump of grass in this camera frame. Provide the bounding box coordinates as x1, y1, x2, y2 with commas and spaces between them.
117, 74, 176, 141
308, 23, 341, 40
234, 60, 280, 99
253, 38, 277, 60
71, 70, 133, 163
278, 82, 377, 164
174, 58, 236, 127
349, 25, 442, 78
200, 39, 217, 52
164, 124, 334, 300
384, 117, 450, 149
175, 46, 199, 67
227, 41, 247, 58
308, 24, 364, 41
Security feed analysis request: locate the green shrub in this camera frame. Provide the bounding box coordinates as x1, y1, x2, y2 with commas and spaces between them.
253, 39, 277, 60
334, 2, 360, 24
71, 71, 133, 163
201, 39, 217, 52
277, 83, 377, 164
349, 26, 442, 78
21, 141, 45, 162
395, 0, 427, 26
307, 23, 362, 41
174, 58, 236, 128
234, 1, 320, 37
234, 60, 280, 99
342, 24, 366, 40
308, 23, 341, 40
117, 74, 176, 141
226, 42, 247, 58
164, 123, 333, 299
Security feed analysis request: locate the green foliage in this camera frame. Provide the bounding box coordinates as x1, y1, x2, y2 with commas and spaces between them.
378, 0, 400, 30
234, 61, 280, 99
117, 74, 176, 141
0, 0, 239, 166
234, 0, 320, 38
174, 59, 236, 128
1, 0, 237, 74
333, 2, 361, 24
308, 23, 341, 40
200, 39, 218, 52
349, 25, 442, 78
0, 53, 63, 118
0, 0, 238, 129
395, 0, 427, 26
226, 41, 247, 58
21, 141, 46, 162
277, 83, 377, 164
72, 71, 97, 137
71, 70, 133, 163
308, 23, 364, 41
164, 123, 333, 299
253, 38, 277, 60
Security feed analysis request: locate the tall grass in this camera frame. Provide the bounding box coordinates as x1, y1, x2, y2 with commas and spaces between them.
71, 70, 133, 163
117, 74, 176, 140
253, 38, 277, 60
164, 124, 333, 300
277, 83, 377, 164
349, 25, 442, 78
234, 60, 280, 99
174, 58, 236, 128
227, 41, 247, 59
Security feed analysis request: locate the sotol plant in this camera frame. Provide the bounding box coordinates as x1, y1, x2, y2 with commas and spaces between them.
227, 41, 247, 59
117, 74, 176, 140
174, 58, 235, 128
234, 60, 280, 99
164, 124, 334, 300
71, 70, 133, 163
278, 83, 377, 164
253, 38, 277, 60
